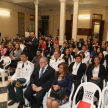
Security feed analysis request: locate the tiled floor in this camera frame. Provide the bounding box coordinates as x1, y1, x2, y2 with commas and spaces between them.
0, 72, 30, 108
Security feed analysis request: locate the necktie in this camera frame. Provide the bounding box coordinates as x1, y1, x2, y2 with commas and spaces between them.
22, 63, 24, 68
55, 59, 57, 62
39, 68, 44, 78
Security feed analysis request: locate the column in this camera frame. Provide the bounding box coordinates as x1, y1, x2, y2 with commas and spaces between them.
72, 0, 79, 41
34, 0, 39, 38
59, 0, 66, 45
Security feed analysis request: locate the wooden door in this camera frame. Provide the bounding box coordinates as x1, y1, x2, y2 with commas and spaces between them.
66, 20, 72, 40
99, 21, 105, 45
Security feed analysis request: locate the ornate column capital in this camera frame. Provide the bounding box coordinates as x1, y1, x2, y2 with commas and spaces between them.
34, 0, 39, 5
59, 0, 66, 2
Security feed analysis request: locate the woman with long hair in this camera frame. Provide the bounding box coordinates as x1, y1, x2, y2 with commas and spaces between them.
62, 48, 73, 66
0, 43, 7, 56
5, 43, 13, 56
47, 62, 73, 108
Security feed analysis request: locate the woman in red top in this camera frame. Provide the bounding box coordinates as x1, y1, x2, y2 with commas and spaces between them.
55, 37, 59, 45
38, 39, 46, 53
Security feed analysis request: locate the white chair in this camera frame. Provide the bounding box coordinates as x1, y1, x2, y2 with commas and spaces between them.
48, 84, 74, 108
2, 56, 11, 76
72, 82, 102, 108
101, 86, 108, 108
0, 56, 11, 83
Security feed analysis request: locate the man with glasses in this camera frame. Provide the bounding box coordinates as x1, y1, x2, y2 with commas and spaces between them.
24, 56, 55, 108
7, 52, 34, 108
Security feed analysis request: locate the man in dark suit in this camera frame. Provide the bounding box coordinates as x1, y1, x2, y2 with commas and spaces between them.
24, 56, 55, 108
27, 32, 39, 61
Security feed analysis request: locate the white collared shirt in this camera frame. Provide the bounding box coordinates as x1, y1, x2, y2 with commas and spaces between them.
39, 64, 48, 78
92, 65, 100, 77
72, 62, 81, 75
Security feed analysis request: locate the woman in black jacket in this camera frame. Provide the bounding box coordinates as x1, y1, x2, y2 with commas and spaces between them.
69, 54, 86, 100
87, 56, 106, 102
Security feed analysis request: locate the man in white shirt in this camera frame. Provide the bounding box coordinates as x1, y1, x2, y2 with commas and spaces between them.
7, 52, 34, 108
49, 51, 65, 71
78, 45, 90, 63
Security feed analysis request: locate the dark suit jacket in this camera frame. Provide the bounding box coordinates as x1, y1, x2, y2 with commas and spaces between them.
27, 37, 39, 57
69, 62, 86, 80
70, 52, 75, 58
30, 65, 55, 92
86, 64, 106, 80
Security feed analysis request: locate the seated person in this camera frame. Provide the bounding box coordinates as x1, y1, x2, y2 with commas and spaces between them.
79, 51, 88, 67
47, 62, 73, 108
69, 47, 75, 59
49, 51, 65, 71
69, 54, 86, 100
5, 43, 13, 56
61, 48, 74, 66
86, 56, 106, 102
7, 52, 34, 108
32, 49, 42, 67
60, 42, 67, 54
0, 43, 7, 56
78, 45, 90, 63
9, 43, 23, 68
24, 56, 55, 108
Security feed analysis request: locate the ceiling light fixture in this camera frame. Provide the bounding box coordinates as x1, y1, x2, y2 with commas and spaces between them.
78, 15, 90, 19
0, 11, 10, 15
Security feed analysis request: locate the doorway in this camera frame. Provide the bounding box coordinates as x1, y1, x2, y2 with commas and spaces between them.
42, 20, 48, 36
91, 20, 105, 44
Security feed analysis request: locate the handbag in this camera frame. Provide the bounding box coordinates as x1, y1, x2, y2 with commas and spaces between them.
50, 86, 66, 99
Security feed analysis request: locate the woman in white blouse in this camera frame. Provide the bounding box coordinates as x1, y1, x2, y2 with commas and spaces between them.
87, 56, 106, 102
79, 51, 88, 67
25, 28, 30, 38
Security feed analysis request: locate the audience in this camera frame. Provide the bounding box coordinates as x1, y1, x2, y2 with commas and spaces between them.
0, 34, 107, 107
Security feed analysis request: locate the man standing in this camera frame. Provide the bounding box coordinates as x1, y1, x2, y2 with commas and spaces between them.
7, 52, 34, 108
27, 32, 39, 61
49, 51, 65, 71
24, 57, 55, 108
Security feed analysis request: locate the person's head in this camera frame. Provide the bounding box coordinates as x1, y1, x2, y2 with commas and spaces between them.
101, 44, 106, 50
93, 56, 100, 66
26, 28, 29, 32
36, 49, 42, 57
97, 47, 101, 53
40, 39, 43, 44
1, 43, 5, 48
55, 45, 60, 51
2, 37, 6, 41
74, 41, 77, 46
105, 41, 108, 47
55, 62, 70, 79
106, 46, 108, 52
18, 39, 23, 44
71, 38, 74, 42
93, 46, 97, 52
99, 52, 104, 60
15, 43, 20, 50
45, 37, 48, 40
11, 38, 14, 42
87, 39, 90, 44
63, 42, 66, 48
30, 32, 35, 38
68, 40, 71, 43
79, 52, 85, 59
20, 52, 28, 63
75, 54, 82, 63
65, 48, 70, 55
54, 51, 61, 59
82, 45, 86, 52
39, 56, 48, 68
7, 43, 13, 49
69, 47, 74, 52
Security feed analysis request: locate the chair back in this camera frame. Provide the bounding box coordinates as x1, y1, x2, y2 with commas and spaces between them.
2, 56, 11, 68
73, 82, 102, 108
101, 86, 108, 108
